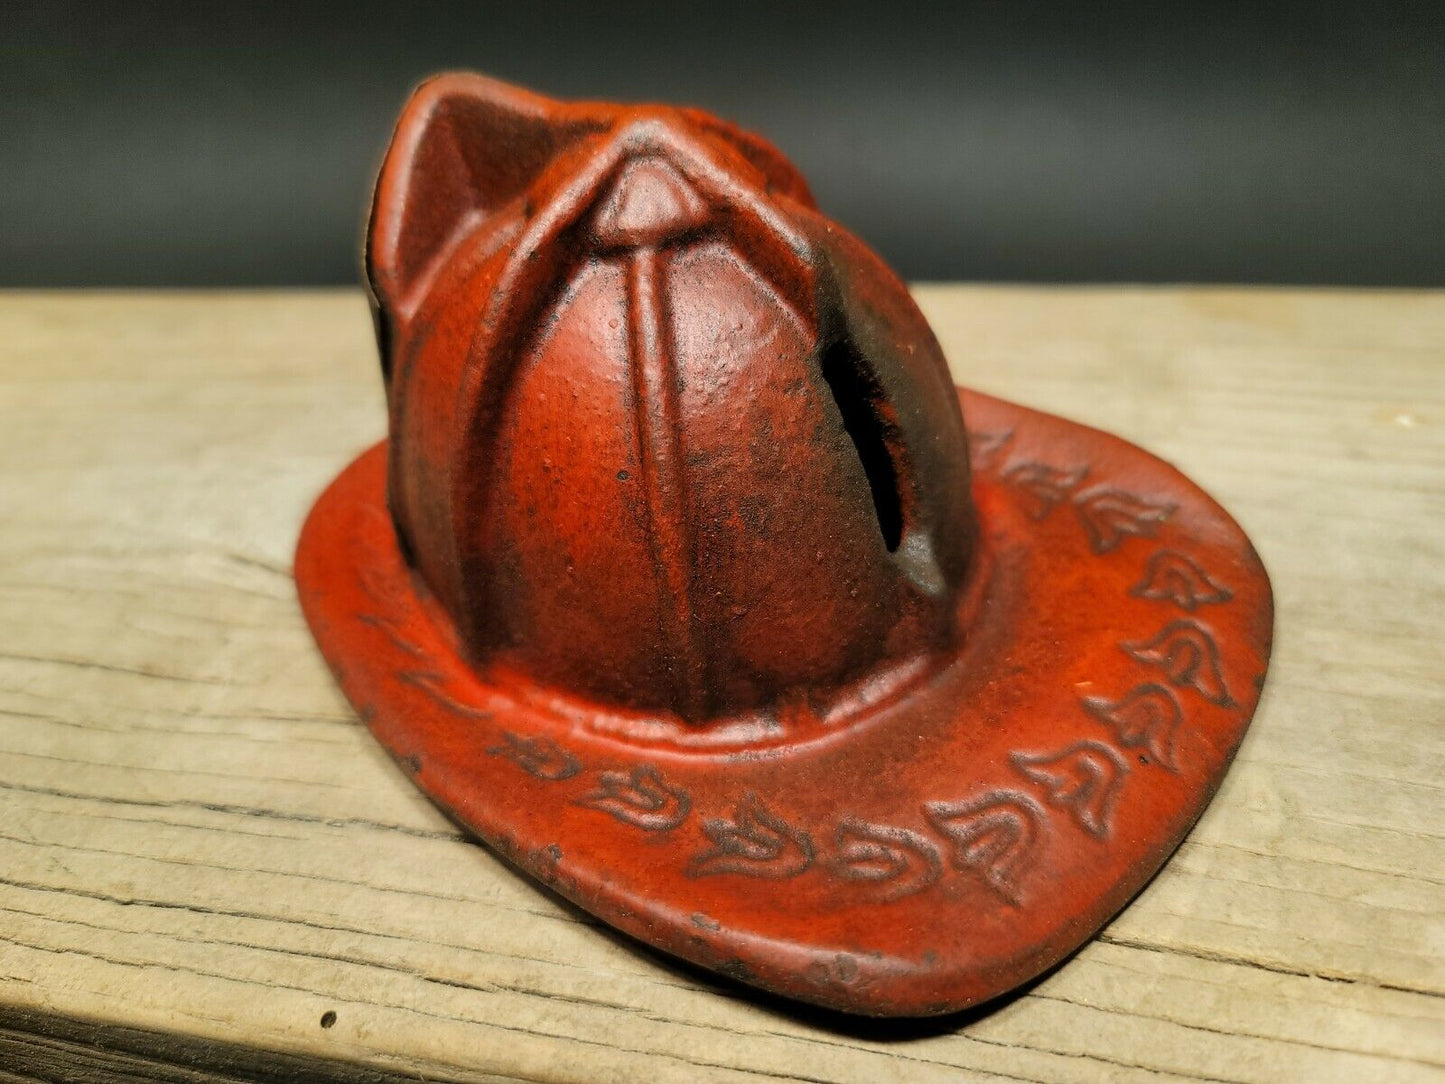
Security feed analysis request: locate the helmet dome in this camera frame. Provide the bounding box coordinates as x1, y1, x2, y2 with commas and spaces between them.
369, 77, 976, 737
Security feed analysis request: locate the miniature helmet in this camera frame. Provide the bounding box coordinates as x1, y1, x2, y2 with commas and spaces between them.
298, 73, 1273, 1016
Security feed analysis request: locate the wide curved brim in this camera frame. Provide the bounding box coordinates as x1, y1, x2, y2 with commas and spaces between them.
295, 388, 1272, 1017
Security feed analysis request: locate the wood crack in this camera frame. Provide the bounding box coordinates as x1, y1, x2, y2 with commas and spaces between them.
0, 778, 463, 844
1096, 933, 1445, 1000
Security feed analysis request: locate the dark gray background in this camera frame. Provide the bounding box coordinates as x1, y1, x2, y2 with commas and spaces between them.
4, 1, 1442, 286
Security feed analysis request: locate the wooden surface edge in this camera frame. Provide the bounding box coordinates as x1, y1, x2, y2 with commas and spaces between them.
0, 1004, 523, 1084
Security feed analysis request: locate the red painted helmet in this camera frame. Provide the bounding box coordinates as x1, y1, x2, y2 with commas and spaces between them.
298, 73, 1272, 1016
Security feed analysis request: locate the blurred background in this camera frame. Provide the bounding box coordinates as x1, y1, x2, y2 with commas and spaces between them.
3, 0, 1442, 287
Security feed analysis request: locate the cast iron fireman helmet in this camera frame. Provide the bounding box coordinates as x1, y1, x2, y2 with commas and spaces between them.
298, 73, 1273, 1017
368, 75, 975, 737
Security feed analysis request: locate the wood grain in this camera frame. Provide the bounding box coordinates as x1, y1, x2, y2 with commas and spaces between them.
0, 288, 1439, 1083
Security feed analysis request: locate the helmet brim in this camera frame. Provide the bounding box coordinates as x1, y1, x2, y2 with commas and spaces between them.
294, 386, 1273, 1017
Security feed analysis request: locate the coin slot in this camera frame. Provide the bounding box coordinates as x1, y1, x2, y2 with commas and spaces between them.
820, 338, 903, 551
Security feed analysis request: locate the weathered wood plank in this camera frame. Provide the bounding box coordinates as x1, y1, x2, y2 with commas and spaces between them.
0, 288, 1439, 1082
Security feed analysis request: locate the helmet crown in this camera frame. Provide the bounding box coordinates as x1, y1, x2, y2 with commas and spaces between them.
368, 75, 977, 740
